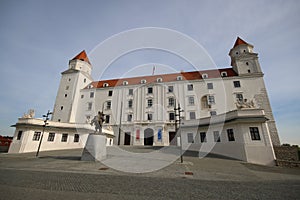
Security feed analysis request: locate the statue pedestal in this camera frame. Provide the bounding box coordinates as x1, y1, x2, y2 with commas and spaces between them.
81, 134, 107, 161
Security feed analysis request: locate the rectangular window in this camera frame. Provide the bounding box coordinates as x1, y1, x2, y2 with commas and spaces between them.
81, 94, 84, 99
90, 92, 94, 98
168, 97, 175, 107
87, 102, 92, 110
188, 96, 195, 105
61, 133, 68, 142
129, 89, 133, 95
108, 90, 113, 96
168, 86, 174, 93
190, 112, 196, 120
213, 131, 220, 142
105, 115, 110, 123
169, 112, 175, 121
187, 133, 194, 143
32, 132, 41, 141
227, 129, 235, 141
48, 133, 55, 142
147, 113, 153, 121
236, 93, 243, 101
233, 81, 241, 88
200, 132, 207, 143
207, 83, 213, 89
128, 99, 133, 108
187, 84, 193, 91
147, 99, 153, 107
208, 96, 215, 104
17, 131, 22, 140
148, 87, 153, 94
74, 134, 80, 143
106, 101, 111, 110
127, 114, 132, 122
250, 127, 261, 140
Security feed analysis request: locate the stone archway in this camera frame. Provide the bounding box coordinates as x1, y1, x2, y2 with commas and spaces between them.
144, 128, 154, 146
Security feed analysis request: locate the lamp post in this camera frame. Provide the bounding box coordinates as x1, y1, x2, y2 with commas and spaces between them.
36, 110, 52, 157
174, 101, 184, 163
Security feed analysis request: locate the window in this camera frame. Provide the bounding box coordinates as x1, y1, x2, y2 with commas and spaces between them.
233, 81, 241, 88
128, 99, 133, 108
236, 93, 243, 101
207, 83, 213, 89
187, 133, 194, 143
200, 132, 207, 143
213, 131, 220, 142
187, 84, 193, 91
60, 106, 64, 110
68, 78, 71, 81
168, 97, 175, 107
250, 127, 261, 140
248, 69, 251, 73
169, 112, 175, 121
108, 90, 113, 96
61, 134, 68, 142
188, 96, 195, 105
84, 78, 86, 83
33, 132, 41, 141
64, 94, 67, 98
147, 99, 153, 107
127, 114, 133, 122
190, 112, 196, 120
221, 72, 227, 77
90, 92, 94, 98
129, 89, 133, 95
17, 131, 22, 140
87, 102, 92, 110
157, 78, 162, 82
208, 95, 215, 104
202, 74, 208, 79
147, 113, 153, 121
168, 86, 174, 93
81, 95, 84, 99
141, 79, 146, 84
227, 129, 235, 141
48, 133, 55, 142
148, 87, 153, 94
210, 111, 217, 116
105, 115, 110, 123
106, 101, 111, 110
103, 83, 109, 87
123, 81, 128, 85
66, 86, 69, 90
177, 76, 182, 81
74, 134, 79, 142
201, 96, 209, 109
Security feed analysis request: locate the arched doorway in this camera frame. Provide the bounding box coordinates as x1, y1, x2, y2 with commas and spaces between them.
144, 128, 154, 146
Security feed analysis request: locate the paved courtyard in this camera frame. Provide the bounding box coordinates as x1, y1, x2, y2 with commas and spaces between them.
0, 147, 299, 199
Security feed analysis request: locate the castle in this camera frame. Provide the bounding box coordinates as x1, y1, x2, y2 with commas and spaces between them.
9, 37, 280, 165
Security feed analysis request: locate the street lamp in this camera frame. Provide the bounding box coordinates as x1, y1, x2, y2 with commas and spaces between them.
174, 101, 184, 163
36, 110, 52, 157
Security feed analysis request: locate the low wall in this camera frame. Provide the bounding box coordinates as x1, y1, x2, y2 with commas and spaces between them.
273, 146, 299, 161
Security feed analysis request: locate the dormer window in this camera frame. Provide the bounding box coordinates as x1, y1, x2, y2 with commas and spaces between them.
88, 85, 93, 89
141, 79, 147, 84
221, 72, 227, 77
177, 76, 182, 81
157, 78, 162, 82
103, 83, 109, 87
202, 74, 208, 79
123, 81, 128, 85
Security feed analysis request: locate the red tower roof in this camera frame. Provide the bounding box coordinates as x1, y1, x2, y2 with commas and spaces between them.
71, 50, 91, 65
233, 37, 248, 48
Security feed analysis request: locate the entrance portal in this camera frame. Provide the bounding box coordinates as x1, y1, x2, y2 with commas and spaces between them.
124, 132, 131, 145
144, 128, 154, 146
169, 131, 177, 146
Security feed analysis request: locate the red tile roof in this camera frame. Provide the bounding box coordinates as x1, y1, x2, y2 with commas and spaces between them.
233, 37, 248, 48
86, 68, 237, 89
71, 50, 91, 65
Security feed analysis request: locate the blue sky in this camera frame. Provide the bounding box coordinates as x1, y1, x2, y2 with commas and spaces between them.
0, 0, 299, 145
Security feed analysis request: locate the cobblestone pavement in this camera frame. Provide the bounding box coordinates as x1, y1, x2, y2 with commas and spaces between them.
0, 148, 300, 199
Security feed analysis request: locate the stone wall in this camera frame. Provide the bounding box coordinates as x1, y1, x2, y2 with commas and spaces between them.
274, 146, 299, 161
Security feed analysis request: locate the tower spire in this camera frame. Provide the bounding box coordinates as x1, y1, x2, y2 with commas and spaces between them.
233, 37, 249, 48
71, 50, 91, 65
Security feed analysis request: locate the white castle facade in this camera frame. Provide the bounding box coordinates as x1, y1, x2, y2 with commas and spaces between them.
9, 37, 280, 165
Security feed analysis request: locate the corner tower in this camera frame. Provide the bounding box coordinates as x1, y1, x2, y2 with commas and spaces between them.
52, 50, 93, 123
229, 37, 263, 75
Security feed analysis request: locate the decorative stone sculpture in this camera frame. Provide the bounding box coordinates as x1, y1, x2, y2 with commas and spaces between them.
90, 111, 105, 134
236, 99, 255, 109
22, 109, 35, 118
